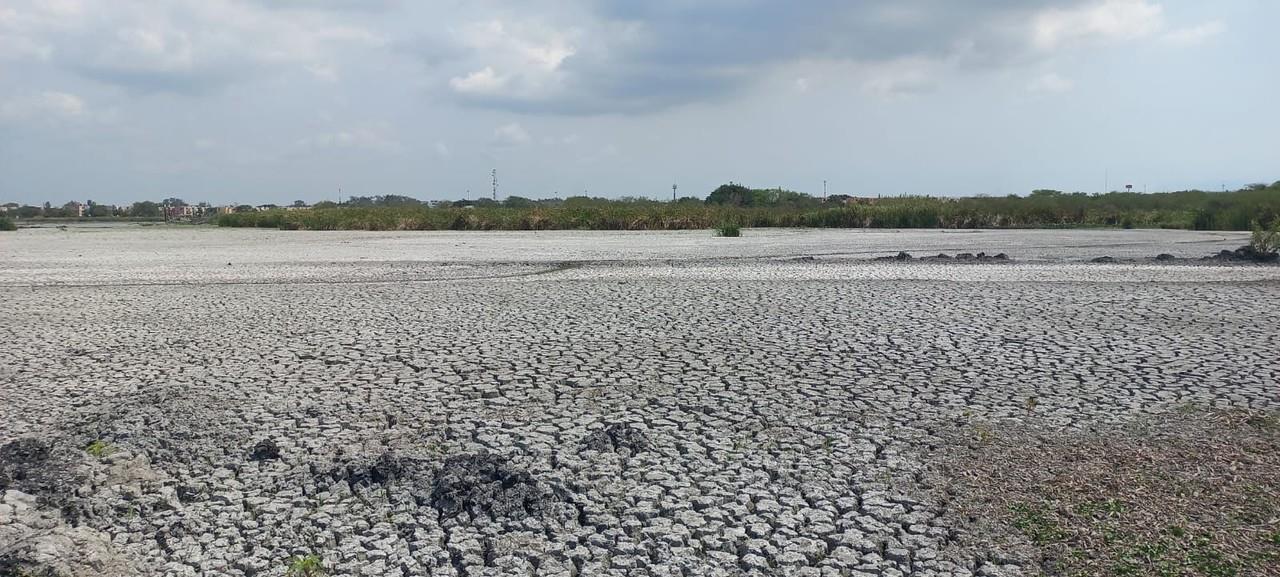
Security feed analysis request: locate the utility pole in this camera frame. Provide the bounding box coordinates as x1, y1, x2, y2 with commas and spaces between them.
672, 183, 678, 202
491, 169, 497, 201
823, 180, 827, 201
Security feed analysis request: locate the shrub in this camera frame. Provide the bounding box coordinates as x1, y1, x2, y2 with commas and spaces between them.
714, 222, 741, 237
0, 216, 15, 231
84, 440, 114, 458
286, 555, 325, 577
1249, 219, 1280, 255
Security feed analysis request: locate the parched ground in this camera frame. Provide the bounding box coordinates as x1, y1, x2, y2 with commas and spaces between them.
0, 227, 1277, 577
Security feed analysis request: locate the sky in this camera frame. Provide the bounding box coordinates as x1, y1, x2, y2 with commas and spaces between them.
1, 0, 1277, 205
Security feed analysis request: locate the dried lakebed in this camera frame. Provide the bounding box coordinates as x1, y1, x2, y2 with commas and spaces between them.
1, 228, 1278, 577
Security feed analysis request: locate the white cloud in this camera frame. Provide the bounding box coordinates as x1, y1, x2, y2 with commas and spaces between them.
449, 66, 506, 94
307, 63, 339, 82
859, 58, 939, 99
433, 141, 451, 158
446, 19, 578, 101
297, 125, 400, 152
1032, 0, 1165, 51
1163, 21, 1225, 46
1029, 72, 1074, 93
0, 90, 87, 120
491, 122, 530, 146
0, 0, 386, 92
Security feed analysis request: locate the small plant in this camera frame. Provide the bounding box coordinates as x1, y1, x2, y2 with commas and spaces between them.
0, 216, 15, 231
1010, 503, 1068, 545
286, 554, 325, 577
1249, 219, 1280, 255
84, 440, 114, 458
713, 222, 741, 237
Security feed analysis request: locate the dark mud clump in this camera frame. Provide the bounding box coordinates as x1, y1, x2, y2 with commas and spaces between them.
248, 438, 281, 461
580, 423, 652, 456
1206, 246, 1279, 263
429, 454, 559, 521
0, 438, 80, 503
0, 555, 60, 577
1090, 256, 1118, 263
874, 251, 914, 261
336, 452, 430, 489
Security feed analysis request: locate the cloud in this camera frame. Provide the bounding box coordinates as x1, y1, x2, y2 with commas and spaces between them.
1028, 72, 1074, 93
0, 91, 87, 120
491, 123, 531, 147
1, 0, 385, 94
1163, 21, 1225, 46
1031, 0, 1165, 51
418, 0, 1181, 115
444, 19, 577, 104
860, 58, 941, 98
297, 125, 400, 152
449, 66, 506, 94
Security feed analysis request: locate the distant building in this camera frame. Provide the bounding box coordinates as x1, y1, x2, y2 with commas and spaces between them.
64, 201, 86, 217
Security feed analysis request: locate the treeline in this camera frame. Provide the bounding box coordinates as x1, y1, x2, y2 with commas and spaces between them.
215, 182, 1280, 232
1, 198, 190, 219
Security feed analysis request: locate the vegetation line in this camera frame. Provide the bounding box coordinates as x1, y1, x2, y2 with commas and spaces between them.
208, 182, 1280, 232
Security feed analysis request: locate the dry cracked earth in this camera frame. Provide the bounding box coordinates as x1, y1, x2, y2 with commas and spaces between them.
1, 227, 1277, 577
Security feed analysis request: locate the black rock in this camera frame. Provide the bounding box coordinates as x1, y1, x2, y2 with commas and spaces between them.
248, 438, 281, 461
1091, 256, 1117, 263
1155, 253, 1176, 261
954, 253, 975, 260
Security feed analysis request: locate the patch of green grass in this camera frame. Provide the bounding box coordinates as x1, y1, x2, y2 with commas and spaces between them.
84, 440, 114, 459
1010, 503, 1068, 545
713, 222, 741, 237
286, 554, 325, 577
1266, 530, 1280, 547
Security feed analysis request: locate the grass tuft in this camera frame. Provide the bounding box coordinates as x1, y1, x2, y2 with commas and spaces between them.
713, 222, 741, 237
286, 554, 325, 577
84, 440, 114, 459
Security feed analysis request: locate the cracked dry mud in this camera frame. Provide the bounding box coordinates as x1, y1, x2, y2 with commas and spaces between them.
1, 228, 1277, 577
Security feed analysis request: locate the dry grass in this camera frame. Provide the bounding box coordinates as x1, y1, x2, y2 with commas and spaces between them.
932, 408, 1280, 577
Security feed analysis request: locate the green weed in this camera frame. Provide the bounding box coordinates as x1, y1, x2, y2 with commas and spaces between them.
286, 554, 325, 577
84, 440, 114, 459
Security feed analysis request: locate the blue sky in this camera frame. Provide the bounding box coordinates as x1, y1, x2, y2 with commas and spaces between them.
0, 0, 1276, 205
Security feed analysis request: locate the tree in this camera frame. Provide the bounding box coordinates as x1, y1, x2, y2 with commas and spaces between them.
312, 201, 338, 210
162, 197, 187, 207
292, 200, 307, 207
705, 183, 756, 206
130, 201, 161, 217
89, 204, 114, 217
503, 196, 534, 209
235, 205, 256, 213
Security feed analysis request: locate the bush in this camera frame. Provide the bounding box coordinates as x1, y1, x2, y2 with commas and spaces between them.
286, 554, 325, 577
1250, 219, 1280, 255
714, 222, 741, 237
0, 216, 14, 231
